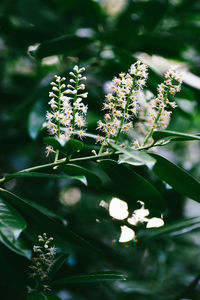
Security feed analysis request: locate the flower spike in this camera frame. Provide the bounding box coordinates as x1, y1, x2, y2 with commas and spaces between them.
97, 60, 148, 153
45, 66, 88, 157
137, 66, 183, 147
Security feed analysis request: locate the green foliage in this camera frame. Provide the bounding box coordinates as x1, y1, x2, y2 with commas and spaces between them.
27, 291, 61, 300
1, 0, 200, 299
99, 159, 165, 210
43, 137, 84, 157
0, 197, 30, 258
110, 142, 156, 168
153, 130, 200, 143
151, 154, 200, 202
52, 272, 126, 285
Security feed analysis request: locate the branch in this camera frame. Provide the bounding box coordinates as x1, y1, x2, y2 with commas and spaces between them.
0, 151, 116, 184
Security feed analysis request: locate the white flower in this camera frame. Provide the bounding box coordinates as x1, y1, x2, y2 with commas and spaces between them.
75, 113, 85, 127
69, 71, 75, 77
109, 198, 129, 220
80, 76, 87, 81
49, 92, 56, 98
97, 61, 148, 144
45, 146, 55, 157
55, 75, 61, 82
79, 84, 85, 90
79, 67, 85, 72
76, 130, 85, 139
127, 201, 149, 226
49, 246, 56, 255
33, 245, 38, 252
119, 226, 135, 243
45, 67, 88, 156
52, 86, 58, 91
96, 136, 104, 143
67, 84, 74, 89
146, 217, 164, 228
63, 89, 74, 94
46, 112, 53, 120
73, 65, 79, 72
136, 66, 182, 141
79, 92, 88, 98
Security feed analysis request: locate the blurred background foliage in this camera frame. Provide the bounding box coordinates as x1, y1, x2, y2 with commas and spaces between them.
0, 0, 200, 299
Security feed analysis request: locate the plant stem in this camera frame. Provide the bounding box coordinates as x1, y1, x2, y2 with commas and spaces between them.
54, 81, 61, 162
54, 150, 59, 162
98, 95, 118, 155
137, 141, 155, 151
0, 152, 119, 184
12, 159, 67, 174
0, 137, 160, 185
72, 73, 79, 138
115, 78, 135, 144
71, 151, 117, 162
141, 108, 162, 147
98, 143, 105, 155
141, 87, 169, 147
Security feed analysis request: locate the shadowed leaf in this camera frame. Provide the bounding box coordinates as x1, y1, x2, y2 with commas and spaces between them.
53, 272, 126, 286
151, 154, 200, 202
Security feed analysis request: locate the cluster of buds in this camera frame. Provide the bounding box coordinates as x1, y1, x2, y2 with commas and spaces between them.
29, 233, 56, 292
97, 60, 148, 146
136, 66, 183, 146
46, 66, 88, 156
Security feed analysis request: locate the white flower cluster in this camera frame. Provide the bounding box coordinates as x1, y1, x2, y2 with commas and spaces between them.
127, 201, 164, 228
136, 66, 182, 143
97, 60, 148, 145
46, 66, 88, 156
108, 199, 164, 243
29, 233, 56, 292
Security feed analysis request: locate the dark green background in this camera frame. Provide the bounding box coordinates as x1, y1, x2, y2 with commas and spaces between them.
0, 0, 200, 299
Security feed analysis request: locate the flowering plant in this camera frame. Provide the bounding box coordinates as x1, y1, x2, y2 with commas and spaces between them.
0, 60, 200, 300
43, 61, 183, 164
45, 66, 88, 159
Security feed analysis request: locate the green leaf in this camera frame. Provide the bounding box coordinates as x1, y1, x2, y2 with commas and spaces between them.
11, 194, 68, 226
27, 291, 61, 300
139, 217, 200, 240
151, 154, 200, 202
0, 197, 27, 239
0, 188, 102, 256
142, 0, 169, 31
0, 230, 31, 259
5, 171, 87, 186
43, 137, 62, 151
52, 272, 126, 286
43, 137, 84, 156
99, 159, 165, 210
59, 164, 101, 187
109, 143, 156, 168
30, 35, 93, 59
0, 197, 30, 258
62, 139, 84, 156
153, 130, 200, 143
